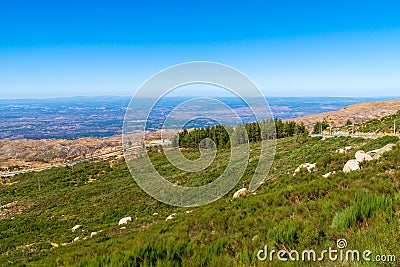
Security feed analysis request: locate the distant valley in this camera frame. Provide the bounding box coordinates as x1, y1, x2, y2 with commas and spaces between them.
1, 96, 398, 140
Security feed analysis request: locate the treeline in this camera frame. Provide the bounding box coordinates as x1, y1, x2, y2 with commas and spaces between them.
173, 119, 308, 148
173, 125, 232, 149
312, 120, 330, 134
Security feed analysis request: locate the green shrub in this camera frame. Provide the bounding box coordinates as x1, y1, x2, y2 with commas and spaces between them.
267, 220, 298, 246
331, 193, 393, 231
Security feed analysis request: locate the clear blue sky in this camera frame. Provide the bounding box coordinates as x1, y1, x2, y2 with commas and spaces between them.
1, 0, 400, 98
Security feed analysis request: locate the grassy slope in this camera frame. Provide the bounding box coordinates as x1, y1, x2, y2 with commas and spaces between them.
0, 135, 399, 266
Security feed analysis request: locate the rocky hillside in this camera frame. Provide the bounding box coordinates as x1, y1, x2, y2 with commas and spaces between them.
0, 136, 122, 172
0, 129, 178, 173
288, 99, 400, 129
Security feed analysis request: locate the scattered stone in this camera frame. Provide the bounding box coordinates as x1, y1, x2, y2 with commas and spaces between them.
120, 227, 126, 230
233, 188, 249, 198
322, 171, 336, 178
293, 163, 316, 176
343, 159, 360, 173
0, 201, 17, 209
336, 146, 352, 154
72, 225, 82, 232
87, 178, 96, 183
336, 148, 345, 154
166, 213, 176, 221
118, 216, 132, 225
90, 232, 97, 238
51, 243, 59, 248
185, 210, 193, 214
73, 237, 79, 242
152, 213, 159, 216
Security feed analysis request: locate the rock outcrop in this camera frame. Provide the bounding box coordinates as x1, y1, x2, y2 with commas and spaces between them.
367, 144, 396, 159
343, 159, 360, 173
343, 144, 396, 173
293, 163, 316, 176
355, 150, 373, 162
118, 217, 132, 225
233, 188, 249, 198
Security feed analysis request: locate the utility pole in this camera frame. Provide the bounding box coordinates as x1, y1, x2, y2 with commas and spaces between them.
320, 124, 322, 135
352, 123, 355, 136
38, 176, 40, 191
394, 121, 396, 135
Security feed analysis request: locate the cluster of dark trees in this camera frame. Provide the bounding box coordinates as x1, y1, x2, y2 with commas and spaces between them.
312, 120, 330, 134
173, 119, 309, 149
173, 124, 232, 149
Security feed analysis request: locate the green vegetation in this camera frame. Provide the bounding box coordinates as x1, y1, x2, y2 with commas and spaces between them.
0, 134, 399, 266
331, 192, 393, 231
336, 109, 400, 134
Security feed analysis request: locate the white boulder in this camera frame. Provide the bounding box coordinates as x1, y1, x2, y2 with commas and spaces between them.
118, 216, 132, 225
343, 159, 360, 173
233, 188, 249, 198
90, 232, 97, 238
355, 150, 373, 162
73, 237, 79, 242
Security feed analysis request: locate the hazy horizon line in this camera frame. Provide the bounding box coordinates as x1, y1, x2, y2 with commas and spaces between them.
1, 95, 400, 101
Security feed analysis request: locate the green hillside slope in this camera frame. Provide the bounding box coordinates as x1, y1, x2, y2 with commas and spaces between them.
1, 135, 399, 266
